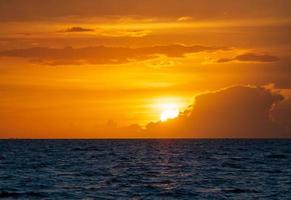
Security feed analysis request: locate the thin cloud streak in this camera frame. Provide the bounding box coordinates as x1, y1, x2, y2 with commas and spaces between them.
217, 53, 280, 63
62, 27, 95, 33
0, 44, 229, 65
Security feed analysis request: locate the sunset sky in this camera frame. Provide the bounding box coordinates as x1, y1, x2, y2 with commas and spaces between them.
0, 0, 291, 138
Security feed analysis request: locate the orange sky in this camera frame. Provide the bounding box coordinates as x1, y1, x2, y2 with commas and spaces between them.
0, 0, 291, 138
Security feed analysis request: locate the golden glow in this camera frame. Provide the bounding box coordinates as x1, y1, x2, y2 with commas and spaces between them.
159, 103, 180, 122
0, 1, 290, 138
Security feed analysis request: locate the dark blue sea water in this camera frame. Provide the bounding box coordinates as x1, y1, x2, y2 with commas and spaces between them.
0, 140, 291, 199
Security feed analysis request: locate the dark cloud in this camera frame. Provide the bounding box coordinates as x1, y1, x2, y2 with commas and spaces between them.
217, 53, 280, 63
0, 0, 290, 22
0, 45, 227, 65
145, 86, 291, 138
272, 95, 291, 131
63, 27, 94, 33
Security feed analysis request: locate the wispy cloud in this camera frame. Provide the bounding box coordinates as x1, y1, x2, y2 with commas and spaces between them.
0, 44, 229, 65
217, 53, 280, 63
177, 16, 193, 22
62, 26, 95, 33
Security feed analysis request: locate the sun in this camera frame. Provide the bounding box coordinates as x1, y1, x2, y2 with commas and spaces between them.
159, 104, 179, 122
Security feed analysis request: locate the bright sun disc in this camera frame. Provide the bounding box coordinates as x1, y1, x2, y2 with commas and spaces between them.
160, 107, 179, 122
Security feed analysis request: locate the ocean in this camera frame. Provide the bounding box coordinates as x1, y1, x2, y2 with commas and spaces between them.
0, 139, 290, 199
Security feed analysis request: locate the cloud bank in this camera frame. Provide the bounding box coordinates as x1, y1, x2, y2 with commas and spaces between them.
0, 0, 290, 22
144, 85, 290, 138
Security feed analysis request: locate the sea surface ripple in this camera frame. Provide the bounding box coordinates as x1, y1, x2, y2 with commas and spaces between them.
0, 139, 291, 199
